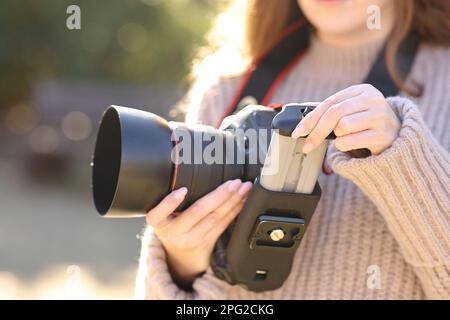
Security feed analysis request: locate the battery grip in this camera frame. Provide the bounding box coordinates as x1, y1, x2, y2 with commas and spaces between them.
211, 177, 321, 292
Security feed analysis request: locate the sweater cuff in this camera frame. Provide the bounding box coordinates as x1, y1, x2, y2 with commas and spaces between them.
134, 226, 232, 299
328, 96, 450, 266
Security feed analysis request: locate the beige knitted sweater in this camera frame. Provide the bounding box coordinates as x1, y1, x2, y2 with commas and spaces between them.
135, 37, 450, 300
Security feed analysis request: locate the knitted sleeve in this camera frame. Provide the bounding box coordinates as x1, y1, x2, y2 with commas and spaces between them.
134, 226, 233, 299
329, 96, 450, 299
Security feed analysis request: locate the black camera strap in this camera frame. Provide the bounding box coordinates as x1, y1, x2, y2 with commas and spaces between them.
216, 18, 419, 128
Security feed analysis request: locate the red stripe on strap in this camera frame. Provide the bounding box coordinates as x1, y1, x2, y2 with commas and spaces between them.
170, 131, 180, 191
321, 149, 334, 175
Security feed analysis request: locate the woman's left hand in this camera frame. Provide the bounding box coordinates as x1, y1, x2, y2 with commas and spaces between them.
291, 84, 401, 155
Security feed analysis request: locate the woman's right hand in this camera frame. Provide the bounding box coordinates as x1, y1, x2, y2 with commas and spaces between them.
146, 179, 253, 287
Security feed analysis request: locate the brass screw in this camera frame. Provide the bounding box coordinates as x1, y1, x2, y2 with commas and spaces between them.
269, 228, 285, 241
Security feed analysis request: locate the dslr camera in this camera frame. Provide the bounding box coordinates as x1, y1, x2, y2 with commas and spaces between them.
92, 103, 333, 292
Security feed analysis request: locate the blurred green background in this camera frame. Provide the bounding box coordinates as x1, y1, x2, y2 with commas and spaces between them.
0, 0, 217, 107
0, 0, 222, 299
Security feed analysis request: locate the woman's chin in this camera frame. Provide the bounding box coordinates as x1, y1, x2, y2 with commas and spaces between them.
311, 18, 364, 38
315, 0, 348, 6
299, 0, 368, 38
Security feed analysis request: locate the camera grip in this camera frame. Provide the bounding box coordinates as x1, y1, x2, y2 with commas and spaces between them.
211, 178, 321, 292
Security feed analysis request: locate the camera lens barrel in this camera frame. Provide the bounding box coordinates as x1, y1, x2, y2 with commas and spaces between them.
168, 123, 243, 211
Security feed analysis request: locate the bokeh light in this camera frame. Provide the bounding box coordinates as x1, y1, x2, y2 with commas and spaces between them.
4, 104, 39, 135
61, 111, 93, 141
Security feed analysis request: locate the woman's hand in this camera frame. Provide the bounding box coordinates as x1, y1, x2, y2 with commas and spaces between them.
291, 84, 401, 155
146, 179, 252, 287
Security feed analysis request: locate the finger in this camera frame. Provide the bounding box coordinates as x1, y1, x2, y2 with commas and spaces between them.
334, 129, 380, 153
172, 179, 242, 233
193, 198, 249, 243
189, 182, 252, 237
214, 181, 252, 215
146, 187, 188, 229
291, 98, 335, 138
302, 96, 370, 153
292, 85, 364, 138
332, 110, 374, 137
204, 200, 245, 243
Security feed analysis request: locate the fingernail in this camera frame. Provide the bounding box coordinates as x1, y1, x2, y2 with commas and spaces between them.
228, 179, 242, 192
302, 141, 314, 154
292, 124, 307, 138
172, 187, 188, 200
238, 182, 253, 196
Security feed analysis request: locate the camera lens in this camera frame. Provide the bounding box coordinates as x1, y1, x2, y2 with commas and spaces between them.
91, 104, 278, 217
92, 106, 245, 217
92, 106, 174, 217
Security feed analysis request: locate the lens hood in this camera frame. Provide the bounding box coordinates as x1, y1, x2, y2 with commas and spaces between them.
92, 106, 173, 217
